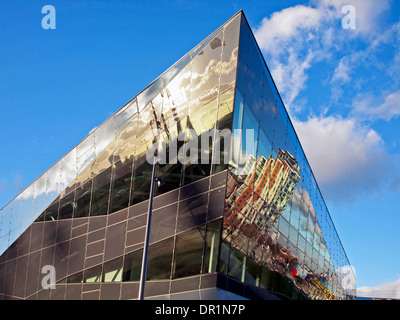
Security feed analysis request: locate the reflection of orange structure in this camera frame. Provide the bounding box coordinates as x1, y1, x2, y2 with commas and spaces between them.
225, 149, 300, 232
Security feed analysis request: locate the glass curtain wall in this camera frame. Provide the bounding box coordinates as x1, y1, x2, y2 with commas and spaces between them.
0, 13, 241, 259
220, 14, 356, 300
0, 12, 241, 300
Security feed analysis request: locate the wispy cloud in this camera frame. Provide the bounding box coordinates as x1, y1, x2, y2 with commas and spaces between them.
352, 90, 400, 122
358, 278, 400, 299
331, 57, 351, 84
253, 3, 327, 111
253, 0, 393, 114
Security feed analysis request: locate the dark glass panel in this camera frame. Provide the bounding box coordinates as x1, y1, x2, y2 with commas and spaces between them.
84, 264, 102, 283
207, 187, 225, 221
153, 188, 179, 209
73, 180, 92, 218
244, 258, 259, 286
29, 222, 44, 253
18, 228, 32, 256
109, 157, 133, 214
218, 241, 230, 274
260, 266, 273, 290
125, 227, 146, 249
271, 271, 284, 294
67, 271, 84, 283
90, 167, 112, 217
107, 206, 128, 227
35, 210, 46, 222
170, 276, 201, 294
179, 175, 209, 201
100, 283, 121, 300
14, 256, 28, 298
67, 235, 86, 275
146, 237, 174, 281
88, 215, 107, 233
2, 259, 16, 296
150, 203, 178, 243
177, 193, 208, 233
104, 222, 126, 262
53, 240, 70, 281
45, 201, 59, 221
86, 239, 104, 258
203, 220, 221, 274
58, 191, 75, 220
42, 220, 56, 248
210, 169, 228, 190
130, 158, 153, 206
122, 248, 143, 282
227, 247, 244, 282
25, 251, 40, 297
65, 284, 82, 300
103, 257, 123, 282
173, 226, 205, 279
154, 131, 183, 196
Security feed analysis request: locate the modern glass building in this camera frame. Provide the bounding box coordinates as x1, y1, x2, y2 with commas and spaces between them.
0, 11, 356, 300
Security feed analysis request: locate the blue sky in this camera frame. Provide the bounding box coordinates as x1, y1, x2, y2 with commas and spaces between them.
0, 0, 399, 298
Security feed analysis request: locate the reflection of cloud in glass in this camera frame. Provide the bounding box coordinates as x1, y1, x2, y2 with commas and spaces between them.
190, 47, 238, 97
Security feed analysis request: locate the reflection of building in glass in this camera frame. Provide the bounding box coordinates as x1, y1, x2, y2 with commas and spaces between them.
0, 11, 355, 300
224, 149, 300, 238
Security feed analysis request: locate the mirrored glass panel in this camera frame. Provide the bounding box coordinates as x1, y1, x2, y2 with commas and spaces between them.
146, 237, 174, 281
173, 226, 205, 279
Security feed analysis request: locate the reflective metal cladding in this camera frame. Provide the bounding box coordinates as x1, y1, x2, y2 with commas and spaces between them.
0, 11, 355, 300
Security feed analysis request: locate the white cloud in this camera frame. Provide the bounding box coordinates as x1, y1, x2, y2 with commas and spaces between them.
319, 0, 391, 36
254, 5, 323, 54
253, 0, 392, 113
357, 278, 400, 299
253, 4, 326, 112
331, 57, 351, 84
352, 90, 400, 121
292, 115, 392, 202
270, 49, 315, 109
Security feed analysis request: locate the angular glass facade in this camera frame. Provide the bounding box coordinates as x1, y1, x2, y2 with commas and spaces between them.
0, 11, 355, 300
